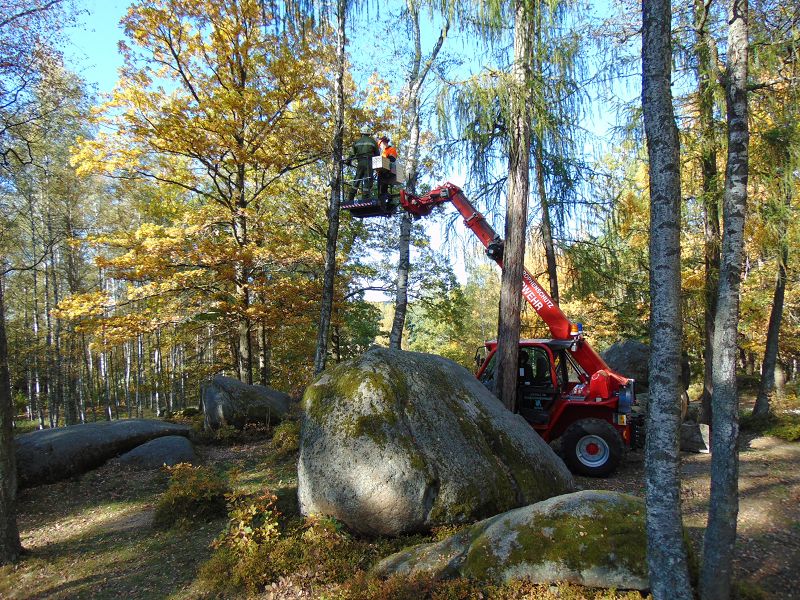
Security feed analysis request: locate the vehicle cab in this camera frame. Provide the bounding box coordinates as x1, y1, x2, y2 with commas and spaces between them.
475, 339, 639, 477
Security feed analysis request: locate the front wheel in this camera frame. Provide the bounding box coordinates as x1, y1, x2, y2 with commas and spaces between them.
560, 418, 624, 477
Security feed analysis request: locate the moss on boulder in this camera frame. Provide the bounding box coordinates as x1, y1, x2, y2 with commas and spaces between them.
374, 490, 649, 591
298, 347, 575, 536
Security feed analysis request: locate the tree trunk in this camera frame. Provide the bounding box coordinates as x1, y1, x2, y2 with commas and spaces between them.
233, 207, 252, 384
534, 138, 559, 304
701, 1, 749, 598
753, 197, 789, 416
390, 213, 413, 349
641, 0, 694, 596
258, 322, 270, 386
0, 273, 22, 564
314, 0, 346, 375
389, 2, 447, 348
496, 0, 532, 414
124, 341, 132, 418
136, 334, 143, 418
694, 0, 721, 425
28, 201, 43, 429
753, 144, 793, 416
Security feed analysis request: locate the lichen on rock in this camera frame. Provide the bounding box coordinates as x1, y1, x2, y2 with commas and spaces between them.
374, 490, 649, 591
297, 347, 575, 536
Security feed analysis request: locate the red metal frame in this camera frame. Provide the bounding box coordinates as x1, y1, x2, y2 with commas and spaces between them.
400, 183, 616, 378
399, 183, 634, 446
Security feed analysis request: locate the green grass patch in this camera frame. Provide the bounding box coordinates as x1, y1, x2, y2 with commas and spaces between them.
733, 579, 769, 600
740, 411, 800, 441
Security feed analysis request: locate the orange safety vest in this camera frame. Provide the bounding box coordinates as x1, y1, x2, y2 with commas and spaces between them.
381, 145, 398, 160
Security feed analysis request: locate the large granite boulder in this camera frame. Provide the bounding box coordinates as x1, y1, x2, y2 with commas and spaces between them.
298, 347, 575, 537
374, 490, 648, 591
115, 435, 197, 469
602, 339, 690, 420
16, 419, 192, 488
601, 339, 690, 391
201, 375, 291, 431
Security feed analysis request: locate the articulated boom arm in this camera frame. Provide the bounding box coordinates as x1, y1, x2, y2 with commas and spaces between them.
400, 182, 610, 376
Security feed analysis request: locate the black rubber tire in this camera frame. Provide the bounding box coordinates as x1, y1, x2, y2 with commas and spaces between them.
559, 418, 624, 477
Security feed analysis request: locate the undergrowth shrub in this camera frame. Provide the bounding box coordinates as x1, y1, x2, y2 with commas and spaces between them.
270, 419, 300, 456
199, 494, 430, 596
336, 575, 648, 599
152, 464, 229, 529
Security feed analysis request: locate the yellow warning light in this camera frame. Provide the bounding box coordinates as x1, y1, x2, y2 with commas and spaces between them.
570, 323, 579, 336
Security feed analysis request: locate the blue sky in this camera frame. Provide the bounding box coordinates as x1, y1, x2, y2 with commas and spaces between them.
64, 0, 639, 297
65, 0, 129, 98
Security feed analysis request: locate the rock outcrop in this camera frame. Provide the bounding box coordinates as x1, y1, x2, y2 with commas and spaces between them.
16, 419, 192, 488
680, 422, 710, 453
201, 375, 291, 431
115, 435, 197, 469
374, 490, 648, 591
298, 347, 575, 537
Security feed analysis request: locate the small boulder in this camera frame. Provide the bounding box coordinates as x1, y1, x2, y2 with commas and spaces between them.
298, 347, 575, 537
374, 490, 648, 591
115, 436, 197, 469
15, 419, 192, 488
680, 422, 710, 453
201, 375, 291, 431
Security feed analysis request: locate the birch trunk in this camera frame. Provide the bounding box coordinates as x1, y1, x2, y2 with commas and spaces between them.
314, 0, 346, 374
28, 201, 43, 429
701, 1, 749, 597
390, 2, 447, 348
641, 0, 694, 595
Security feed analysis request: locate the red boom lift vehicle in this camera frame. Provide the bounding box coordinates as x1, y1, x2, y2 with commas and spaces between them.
342, 178, 641, 477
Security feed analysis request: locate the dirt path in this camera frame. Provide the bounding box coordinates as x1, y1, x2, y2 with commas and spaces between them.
576, 434, 800, 599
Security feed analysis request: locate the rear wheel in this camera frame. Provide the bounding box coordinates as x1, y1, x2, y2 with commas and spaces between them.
560, 418, 623, 477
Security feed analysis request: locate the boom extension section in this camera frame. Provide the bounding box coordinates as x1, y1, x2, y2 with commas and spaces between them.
399, 183, 611, 376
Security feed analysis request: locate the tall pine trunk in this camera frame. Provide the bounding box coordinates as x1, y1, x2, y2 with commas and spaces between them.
694, 0, 721, 425
314, 0, 346, 374
0, 272, 22, 564
641, 0, 694, 595
496, 0, 532, 413
753, 236, 788, 416
753, 143, 793, 416
701, 1, 749, 597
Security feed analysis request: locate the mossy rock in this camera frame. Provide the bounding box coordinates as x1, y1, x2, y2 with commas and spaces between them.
374, 490, 649, 591
201, 375, 291, 431
298, 347, 575, 536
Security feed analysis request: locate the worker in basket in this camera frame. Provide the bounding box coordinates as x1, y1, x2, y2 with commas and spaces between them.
377, 135, 398, 201
346, 129, 380, 203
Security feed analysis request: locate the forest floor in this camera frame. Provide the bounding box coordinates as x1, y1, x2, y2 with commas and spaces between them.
2, 401, 798, 599
576, 429, 800, 599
